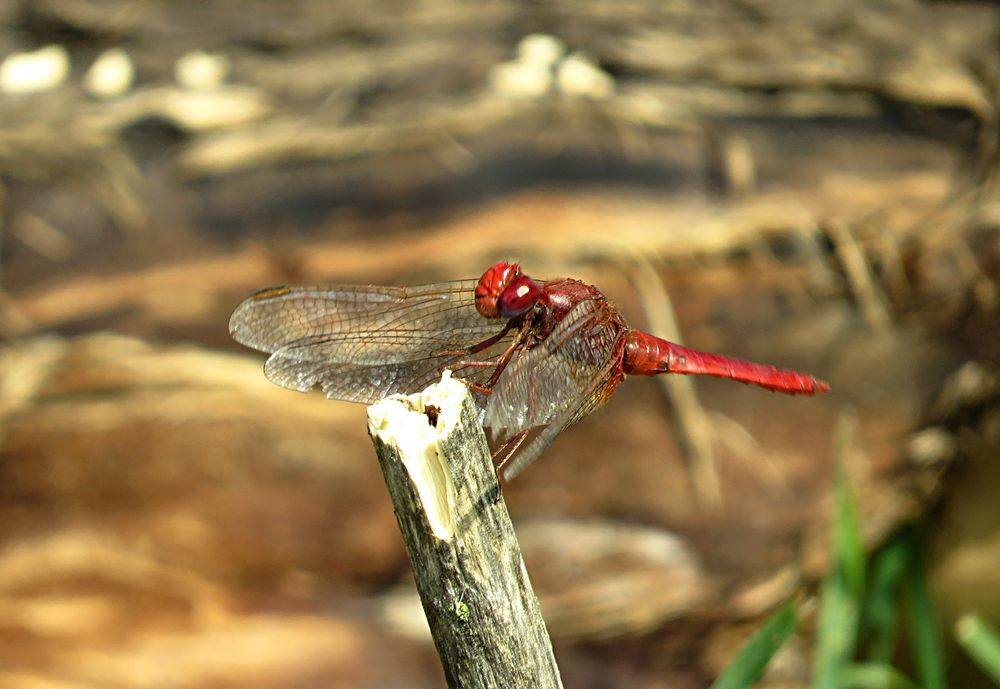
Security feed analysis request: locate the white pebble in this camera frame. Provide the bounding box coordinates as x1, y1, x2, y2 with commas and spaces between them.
84, 48, 134, 98
0, 44, 69, 94
175, 50, 230, 90
517, 34, 565, 68
487, 59, 553, 98
556, 52, 615, 99
157, 86, 270, 131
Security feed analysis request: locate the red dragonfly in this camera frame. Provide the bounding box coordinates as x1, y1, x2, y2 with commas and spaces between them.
230, 262, 829, 479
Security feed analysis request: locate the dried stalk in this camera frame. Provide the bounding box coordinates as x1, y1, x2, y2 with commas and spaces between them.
367, 373, 562, 689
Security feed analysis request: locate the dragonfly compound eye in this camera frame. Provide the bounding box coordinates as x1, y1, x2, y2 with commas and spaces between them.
475, 261, 521, 318
497, 274, 540, 318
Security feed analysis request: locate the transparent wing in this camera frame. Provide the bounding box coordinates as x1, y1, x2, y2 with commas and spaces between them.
229, 280, 513, 404
484, 299, 628, 479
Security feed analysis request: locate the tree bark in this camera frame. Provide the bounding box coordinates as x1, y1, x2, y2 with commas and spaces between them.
366, 372, 563, 689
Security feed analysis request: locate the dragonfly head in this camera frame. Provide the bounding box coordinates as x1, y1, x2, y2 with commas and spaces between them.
475, 261, 541, 319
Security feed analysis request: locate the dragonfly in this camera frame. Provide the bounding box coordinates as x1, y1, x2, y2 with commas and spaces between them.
230, 262, 829, 480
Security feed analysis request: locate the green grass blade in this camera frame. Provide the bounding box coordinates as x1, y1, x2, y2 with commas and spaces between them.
813, 563, 861, 689
710, 600, 800, 689
956, 614, 1000, 685
832, 416, 865, 598
902, 530, 946, 689
813, 412, 865, 689
861, 529, 913, 663
840, 662, 921, 689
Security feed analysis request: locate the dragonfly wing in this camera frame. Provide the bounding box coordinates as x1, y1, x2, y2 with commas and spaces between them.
484, 299, 627, 479
263, 356, 501, 406
230, 280, 498, 359
230, 280, 513, 401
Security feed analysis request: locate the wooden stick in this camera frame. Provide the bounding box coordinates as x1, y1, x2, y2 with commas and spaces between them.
366, 372, 563, 689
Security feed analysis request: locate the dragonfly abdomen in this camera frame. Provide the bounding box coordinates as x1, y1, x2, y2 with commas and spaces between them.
623, 331, 829, 395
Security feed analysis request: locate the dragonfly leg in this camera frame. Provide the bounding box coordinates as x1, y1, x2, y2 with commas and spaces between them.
493, 429, 531, 477
438, 320, 517, 358
485, 318, 536, 387
447, 359, 500, 395
449, 332, 523, 386
486, 430, 532, 501
455, 378, 493, 395
450, 318, 536, 394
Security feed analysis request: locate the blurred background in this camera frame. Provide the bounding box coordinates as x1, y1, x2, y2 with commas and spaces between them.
1, 1, 999, 687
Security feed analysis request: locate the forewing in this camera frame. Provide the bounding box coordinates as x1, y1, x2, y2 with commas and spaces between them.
230, 280, 512, 402
484, 299, 626, 478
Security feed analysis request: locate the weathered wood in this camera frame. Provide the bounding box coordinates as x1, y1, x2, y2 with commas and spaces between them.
366, 372, 563, 689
